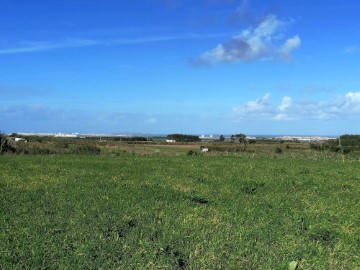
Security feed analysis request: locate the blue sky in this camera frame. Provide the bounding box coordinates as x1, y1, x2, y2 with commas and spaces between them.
1, 0, 360, 135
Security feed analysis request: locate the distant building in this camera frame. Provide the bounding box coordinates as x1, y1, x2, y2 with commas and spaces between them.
200, 135, 217, 141
166, 139, 176, 143
201, 148, 209, 152
15, 138, 26, 142
55, 133, 78, 138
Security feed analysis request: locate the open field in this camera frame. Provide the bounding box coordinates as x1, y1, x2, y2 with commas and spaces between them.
1, 154, 360, 269
5, 135, 360, 161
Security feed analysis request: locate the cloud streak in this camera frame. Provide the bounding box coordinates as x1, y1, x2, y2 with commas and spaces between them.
0, 33, 227, 55
233, 92, 360, 121
0, 85, 53, 101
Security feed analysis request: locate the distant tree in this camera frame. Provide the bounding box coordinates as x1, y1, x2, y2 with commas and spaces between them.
167, 134, 200, 142
219, 135, 225, 142
339, 134, 360, 146
233, 133, 247, 144
121, 136, 148, 142
322, 134, 360, 154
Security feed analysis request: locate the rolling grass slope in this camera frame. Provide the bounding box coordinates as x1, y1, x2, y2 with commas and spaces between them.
1, 155, 360, 269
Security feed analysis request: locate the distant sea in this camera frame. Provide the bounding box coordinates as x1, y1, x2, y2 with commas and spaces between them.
15, 132, 339, 138
132, 134, 339, 139
248, 135, 339, 138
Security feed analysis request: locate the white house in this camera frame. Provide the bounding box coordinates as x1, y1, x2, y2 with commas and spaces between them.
15, 138, 26, 142
166, 139, 176, 143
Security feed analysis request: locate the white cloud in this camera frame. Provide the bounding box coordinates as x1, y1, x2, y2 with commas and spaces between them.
233, 93, 274, 119
278, 96, 292, 111
145, 117, 158, 124
245, 93, 270, 112
193, 14, 301, 65
345, 92, 360, 112
233, 92, 360, 121
345, 91, 360, 103
273, 113, 293, 121
279, 35, 301, 61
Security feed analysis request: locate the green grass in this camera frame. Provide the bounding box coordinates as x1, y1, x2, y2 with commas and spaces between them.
1, 155, 360, 269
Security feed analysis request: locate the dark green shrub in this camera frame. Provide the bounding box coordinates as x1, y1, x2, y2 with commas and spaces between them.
14, 143, 29, 154
0, 136, 16, 154
55, 141, 69, 149
15, 144, 54, 155
310, 143, 325, 151
187, 150, 197, 156
75, 145, 101, 155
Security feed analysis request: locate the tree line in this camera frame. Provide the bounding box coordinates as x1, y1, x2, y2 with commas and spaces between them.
339, 134, 360, 146
167, 134, 200, 142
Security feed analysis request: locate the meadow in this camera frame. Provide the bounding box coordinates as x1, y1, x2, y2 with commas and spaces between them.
1, 152, 360, 269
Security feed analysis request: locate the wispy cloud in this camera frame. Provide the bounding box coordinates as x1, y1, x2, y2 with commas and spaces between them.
0, 33, 227, 55
233, 92, 360, 121
0, 39, 100, 54
0, 85, 53, 101
229, 0, 254, 25
145, 117, 158, 124
272, 84, 335, 94
0, 104, 65, 121
343, 45, 358, 54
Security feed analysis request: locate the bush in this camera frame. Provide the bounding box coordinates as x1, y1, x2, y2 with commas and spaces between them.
275, 147, 282, 154
55, 141, 69, 149
187, 150, 197, 156
0, 136, 16, 155
75, 145, 101, 155
310, 143, 324, 151
15, 144, 55, 155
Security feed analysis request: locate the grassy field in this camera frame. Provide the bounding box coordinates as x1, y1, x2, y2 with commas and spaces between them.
1, 154, 360, 269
